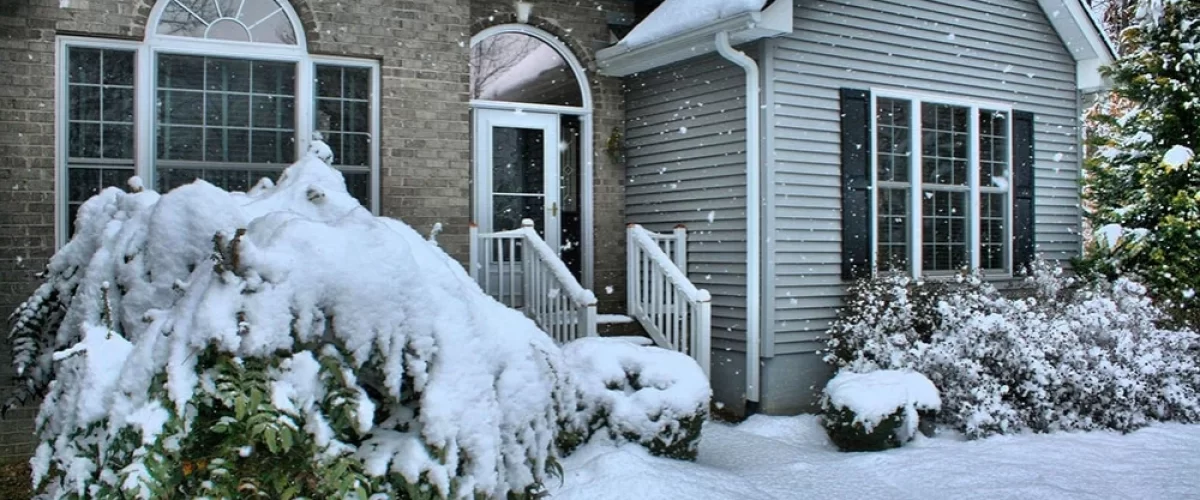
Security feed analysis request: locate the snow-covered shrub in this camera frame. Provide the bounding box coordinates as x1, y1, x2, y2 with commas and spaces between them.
821, 370, 940, 452
825, 262, 1200, 439
9, 142, 574, 499
560, 337, 710, 460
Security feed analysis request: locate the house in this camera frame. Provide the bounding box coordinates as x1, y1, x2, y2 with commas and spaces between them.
0, 0, 1112, 460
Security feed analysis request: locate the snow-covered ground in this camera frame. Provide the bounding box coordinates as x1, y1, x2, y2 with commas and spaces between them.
552, 415, 1200, 499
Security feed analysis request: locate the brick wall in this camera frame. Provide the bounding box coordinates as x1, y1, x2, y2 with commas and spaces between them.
0, 0, 629, 462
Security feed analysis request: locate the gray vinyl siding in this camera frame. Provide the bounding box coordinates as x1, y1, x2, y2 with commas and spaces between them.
624, 52, 750, 351
769, 0, 1082, 356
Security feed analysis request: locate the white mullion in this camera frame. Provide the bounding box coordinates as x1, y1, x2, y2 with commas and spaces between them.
869, 96, 879, 273
968, 106, 981, 271
1006, 113, 1016, 274
138, 47, 156, 190
370, 63, 381, 215
54, 38, 68, 249
908, 98, 922, 278
295, 60, 313, 161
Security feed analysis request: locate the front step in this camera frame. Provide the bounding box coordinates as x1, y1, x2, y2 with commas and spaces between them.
597, 313, 648, 338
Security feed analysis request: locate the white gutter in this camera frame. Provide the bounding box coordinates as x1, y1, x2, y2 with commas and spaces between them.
715, 31, 761, 405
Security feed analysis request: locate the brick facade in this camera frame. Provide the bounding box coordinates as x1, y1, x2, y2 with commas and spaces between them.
0, 0, 629, 462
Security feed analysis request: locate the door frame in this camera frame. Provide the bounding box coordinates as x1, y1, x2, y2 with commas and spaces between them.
469, 24, 595, 288
473, 108, 562, 250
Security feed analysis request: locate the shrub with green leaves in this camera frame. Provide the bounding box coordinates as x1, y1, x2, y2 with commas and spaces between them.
12, 144, 572, 499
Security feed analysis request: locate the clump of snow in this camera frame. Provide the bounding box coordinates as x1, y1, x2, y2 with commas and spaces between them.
18, 142, 573, 498
823, 370, 940, 438
1162, 144, 1193, 169
618, 0, 767, 49
561, 337, 710, 460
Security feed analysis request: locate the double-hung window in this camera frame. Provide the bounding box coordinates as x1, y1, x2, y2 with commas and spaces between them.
57, 0, 380, 243
872, 93, 1013, 275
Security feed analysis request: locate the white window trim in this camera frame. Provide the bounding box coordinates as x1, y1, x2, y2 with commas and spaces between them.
868, 88, 1015, 278
55, 10, 380, 247
469, 24, 597, 289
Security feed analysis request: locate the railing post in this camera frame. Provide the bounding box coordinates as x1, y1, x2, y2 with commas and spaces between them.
696, 300, 711, 378
468, 223, 479, 281
626, 224, 637, 318
673, 224, 688, 273
580, 303, 597, 338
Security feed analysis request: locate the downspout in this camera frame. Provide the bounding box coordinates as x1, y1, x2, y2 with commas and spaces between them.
715, 31, 761, 408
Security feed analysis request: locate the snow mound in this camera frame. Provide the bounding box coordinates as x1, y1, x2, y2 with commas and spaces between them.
618, 0, 767, 49
16, 143, 572, 498
824, 370, 941, 435
561, 337, 710, 460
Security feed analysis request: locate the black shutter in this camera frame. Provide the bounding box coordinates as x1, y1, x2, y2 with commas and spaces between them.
1012, 111, 1036, 272
840, 88, 872, 280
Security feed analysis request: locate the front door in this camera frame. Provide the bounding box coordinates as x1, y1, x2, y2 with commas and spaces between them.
474, 109, 561, 252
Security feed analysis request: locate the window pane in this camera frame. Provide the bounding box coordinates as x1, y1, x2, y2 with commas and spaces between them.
471, 32, 584, 107
156, 0, 298, 45
876, 98, 910, 183
877, 187, 909, 271
922, 190, 967, 272
314, 64, 374, 174
980, 193, 1007, 270
156, 54, 296, 188
66, 166, 134, 236
68, 48, 135, 161
69, 48, 101, 84
492, 126, 545, 194
980, 110, 1010, 187
343, 171, 370, 207
921, 103, 969, 186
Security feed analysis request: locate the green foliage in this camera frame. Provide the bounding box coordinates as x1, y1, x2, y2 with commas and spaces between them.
821, 406, 936, 453
1082, 0, 1200, 328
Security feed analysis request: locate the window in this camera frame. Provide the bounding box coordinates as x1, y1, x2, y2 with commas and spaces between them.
871, 94, 1012, 275
58, 0, 379, 242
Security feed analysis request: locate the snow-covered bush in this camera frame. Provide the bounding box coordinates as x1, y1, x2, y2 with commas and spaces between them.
560, 337, 710, 460
825, 262, 1200, 439
9, 143, 574, 499
821, 370, 940, 452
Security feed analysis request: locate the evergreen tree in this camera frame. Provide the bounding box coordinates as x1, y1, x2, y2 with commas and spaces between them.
1082, 0, 1200, 327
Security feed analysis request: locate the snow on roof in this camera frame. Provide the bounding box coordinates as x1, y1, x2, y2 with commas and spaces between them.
618, 0, 767, 49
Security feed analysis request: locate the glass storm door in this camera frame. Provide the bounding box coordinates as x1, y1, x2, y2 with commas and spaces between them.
475, 109, 561, 252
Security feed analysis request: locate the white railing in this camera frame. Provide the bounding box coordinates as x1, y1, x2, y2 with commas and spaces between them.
626, 224, 712, 376
470, 219, 598, 344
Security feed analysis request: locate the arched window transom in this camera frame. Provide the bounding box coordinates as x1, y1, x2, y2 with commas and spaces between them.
155, 0, 298, 45
471, 31, 584, 107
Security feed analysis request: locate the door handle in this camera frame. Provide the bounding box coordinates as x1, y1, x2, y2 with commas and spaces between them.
550, 201, 558, 217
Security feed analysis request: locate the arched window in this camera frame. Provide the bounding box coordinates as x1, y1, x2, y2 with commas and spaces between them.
471, 31, 583, 107
56, 0, 379, 243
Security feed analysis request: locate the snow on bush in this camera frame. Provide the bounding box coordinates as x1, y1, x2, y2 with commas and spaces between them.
560, 337, 710, 460
825, 262, 1200, 439
821, 370, 940, 452
8, 142, 574, 499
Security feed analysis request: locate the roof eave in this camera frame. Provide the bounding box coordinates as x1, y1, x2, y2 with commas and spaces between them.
596, 1, 793, 77
1038, 0, 1119, 91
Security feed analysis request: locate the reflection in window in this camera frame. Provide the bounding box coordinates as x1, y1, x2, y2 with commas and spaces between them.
470, 32, 583, 107
156, 0, 298, 45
